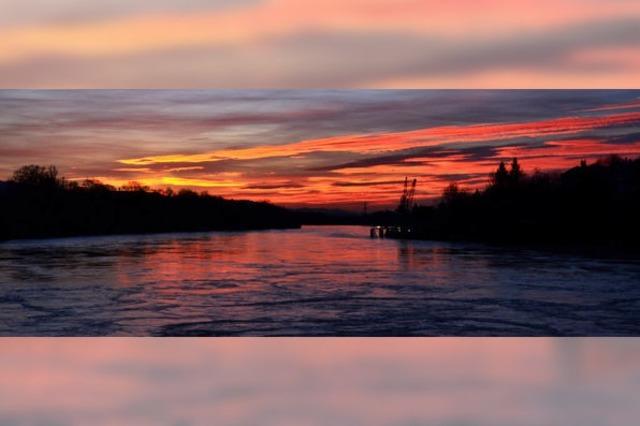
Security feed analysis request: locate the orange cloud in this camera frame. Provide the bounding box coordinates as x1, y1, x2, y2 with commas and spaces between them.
4, 89, 640, 209
100, 108, 640, 207
498, 139, 640, 169
119, 111, 640, 166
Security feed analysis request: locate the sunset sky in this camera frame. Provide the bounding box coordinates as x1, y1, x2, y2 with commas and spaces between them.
2, 1, 640, 209
3, 3, 640, 421
0, 0, 639, 88
1, 90, 639, 208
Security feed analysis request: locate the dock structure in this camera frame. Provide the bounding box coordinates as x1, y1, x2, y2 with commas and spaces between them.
370, 225, 414, 239
370, 226, 384, 238
370, 177, 417, 239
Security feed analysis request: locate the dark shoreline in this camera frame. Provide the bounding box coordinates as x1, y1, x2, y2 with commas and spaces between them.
384, 233, 640, 259
3, 155, 640, 250
0, 167, 301, 241
4, 223, 639, 261
374, 156, 640, 255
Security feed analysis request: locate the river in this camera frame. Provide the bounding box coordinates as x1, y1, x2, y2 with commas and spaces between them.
0, 225, 638, 335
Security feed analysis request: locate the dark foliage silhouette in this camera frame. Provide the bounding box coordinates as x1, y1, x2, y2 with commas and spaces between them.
0, 165, 299, 240
12, 165, 61, 187
406, 156, 640, 246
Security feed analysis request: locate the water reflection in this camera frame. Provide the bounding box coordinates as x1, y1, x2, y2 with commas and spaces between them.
0, 338, 638, 426
1, 226, 639, 336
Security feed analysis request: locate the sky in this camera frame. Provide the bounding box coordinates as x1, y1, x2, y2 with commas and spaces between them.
1, 89, 640, 208
0, 0, 639, 88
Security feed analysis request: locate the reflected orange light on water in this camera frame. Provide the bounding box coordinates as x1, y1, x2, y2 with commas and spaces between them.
0, 338, 638, 425
113, 230, 390, 289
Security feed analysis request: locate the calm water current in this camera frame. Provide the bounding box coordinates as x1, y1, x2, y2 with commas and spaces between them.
1, 225, 638, 335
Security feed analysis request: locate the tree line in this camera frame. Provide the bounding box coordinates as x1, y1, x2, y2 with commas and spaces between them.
404, 155, 640, 247
0, 165, 300, 240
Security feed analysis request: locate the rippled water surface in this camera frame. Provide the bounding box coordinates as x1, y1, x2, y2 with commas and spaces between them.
1, 225, 639, 335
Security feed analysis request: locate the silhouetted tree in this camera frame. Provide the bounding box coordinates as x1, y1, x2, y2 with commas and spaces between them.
178, 189, 198, 198
0, 165, 300, 240
509, 158, 523, 184
120, 181, 149, 192
403, 156, 640, 247
81, 179, 115, 192
442, 183, 464, 203
11, 165, 60, 187
492, 161, 509, 186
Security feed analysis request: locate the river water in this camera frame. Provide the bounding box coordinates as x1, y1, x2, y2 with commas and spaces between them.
0, 225, 638, 335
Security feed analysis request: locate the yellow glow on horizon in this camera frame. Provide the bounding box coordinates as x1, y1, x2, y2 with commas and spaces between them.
159, 176, 242, 188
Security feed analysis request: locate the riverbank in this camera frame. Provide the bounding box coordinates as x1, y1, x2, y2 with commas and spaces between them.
381, 156, 640, 250
0, 168, 300, 241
